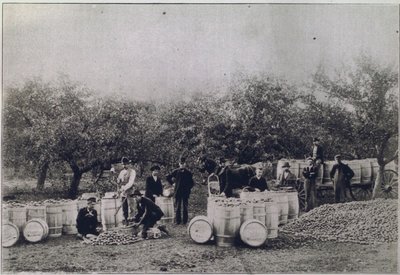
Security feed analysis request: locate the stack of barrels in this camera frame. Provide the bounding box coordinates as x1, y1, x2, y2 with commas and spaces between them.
188, 189, 299, 248
2, 199, 72, 247
2, 191, 175, 247
2, 194, 101, 247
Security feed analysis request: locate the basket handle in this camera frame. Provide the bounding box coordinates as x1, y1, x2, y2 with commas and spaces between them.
207, 174, 220, 196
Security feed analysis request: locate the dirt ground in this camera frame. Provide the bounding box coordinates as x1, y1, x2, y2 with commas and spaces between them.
2, 226, 397, 273
1, 181, 398, 273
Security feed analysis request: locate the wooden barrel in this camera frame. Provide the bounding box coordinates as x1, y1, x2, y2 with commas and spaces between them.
187, 216, 213, 244
155, 196, 174, 224
253, 202, 266, 225
346, 161, 362, 185
207, 197, 216, 223
285, 191, 299, 222
9, 207, 27, 232
240, 203, 253, 224
266, 192, 288, 225
2, 222, 20, 247
239, 219, 267, 247
3, 207, 10, 223
265, 201, 279, 238
240, 190, 263, 201
27, 206, 47, 221
101, 198, 124, 230
359, 159, 373, 184
213, 205, 241, 247
46, 204, 63, 237
276, 192, 289, 225
77, 199, 102, 223
62, 201, 78, 235
23, 218, 49, 243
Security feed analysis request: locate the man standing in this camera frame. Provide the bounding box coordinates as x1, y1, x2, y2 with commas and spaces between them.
247, 165, 269, 191
302, 157, 318, 211
76, 197, 99, 239
117, 157, 137, 225
330, 155, 355, 203
132, 190, 169, 239
145, 165, 163, 202
311, 137, 324, 166
166, 157, 195, 225
277, 162, 297, 187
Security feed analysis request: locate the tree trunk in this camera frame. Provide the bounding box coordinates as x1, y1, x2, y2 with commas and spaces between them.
36, 161, 49, 190
68, 171, 82, 199
372, 164, 385, 199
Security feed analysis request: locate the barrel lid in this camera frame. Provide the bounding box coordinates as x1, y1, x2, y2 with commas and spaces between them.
240, 219, 267, 247
2, 222, 20, 247
188, 216, 213, 244
24, 218, 48, 243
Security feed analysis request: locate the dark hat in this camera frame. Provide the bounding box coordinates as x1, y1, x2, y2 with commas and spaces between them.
313, 137, 320, 142
132, 189, 142, 196
121, 157, 131, 165
334, 154, 342, 159
87, 197, 96, 203
179, 157, 186, 163
150, 165, 161, 171
282, 162, 291, 168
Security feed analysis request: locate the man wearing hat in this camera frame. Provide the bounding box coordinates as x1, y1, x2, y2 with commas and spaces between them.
277, 162, 297, 187
311, 137, 324, 166
302, 157, 318, 211
76, 197, 100, 239
132, 190, 169, 239
247, 164, 269, 191
145, 165, 163, 202
166, 157, 195, 225
117, 157, 138, 224
330, 154, 355, 203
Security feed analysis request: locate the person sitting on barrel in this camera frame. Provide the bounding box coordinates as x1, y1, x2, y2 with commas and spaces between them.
247, 164, 269, 192
132, 190, 169, 239
76, 197, 100, 239
277, 162, 297, 187
145, 165, 163, 202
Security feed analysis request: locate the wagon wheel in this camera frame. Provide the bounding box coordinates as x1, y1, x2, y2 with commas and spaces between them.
293, 179, 306, 211
350, 184, 373, 201
380, 170, 398, 199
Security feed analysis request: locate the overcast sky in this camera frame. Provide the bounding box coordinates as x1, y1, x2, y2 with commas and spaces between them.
3, 4, 399, 100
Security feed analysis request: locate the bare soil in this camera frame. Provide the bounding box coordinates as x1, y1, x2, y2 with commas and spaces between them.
1, 180, 398, 273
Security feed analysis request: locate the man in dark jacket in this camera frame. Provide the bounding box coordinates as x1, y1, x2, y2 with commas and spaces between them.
330, 155, 355, 203
145, 165, 163, 202
132, 190, 169, 238
302, 157, 318, 212
311, 137, 324, 165
166, 157, 194, 225
277, 162, 297, 187
76, 197, 99, 239
247, 165, 269, 191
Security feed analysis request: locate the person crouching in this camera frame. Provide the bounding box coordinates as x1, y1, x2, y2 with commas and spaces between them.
76, 197, 100, 239
131, 190, 169, 239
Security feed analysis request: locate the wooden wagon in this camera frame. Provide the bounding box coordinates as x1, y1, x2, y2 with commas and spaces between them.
276, 158, 398, 210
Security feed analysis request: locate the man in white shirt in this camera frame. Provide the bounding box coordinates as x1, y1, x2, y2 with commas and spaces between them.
117, 157, 137, 225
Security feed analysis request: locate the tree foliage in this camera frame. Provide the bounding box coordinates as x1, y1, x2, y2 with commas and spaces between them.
3, 55, 398, 199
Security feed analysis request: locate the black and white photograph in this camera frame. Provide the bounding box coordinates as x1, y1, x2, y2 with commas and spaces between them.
1, 1, 399, 273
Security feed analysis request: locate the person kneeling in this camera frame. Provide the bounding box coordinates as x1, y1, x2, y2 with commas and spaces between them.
76, 197, 100, 239
131, 190, 169, 239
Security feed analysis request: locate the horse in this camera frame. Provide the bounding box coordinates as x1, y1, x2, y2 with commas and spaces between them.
197, 156, 260, 197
